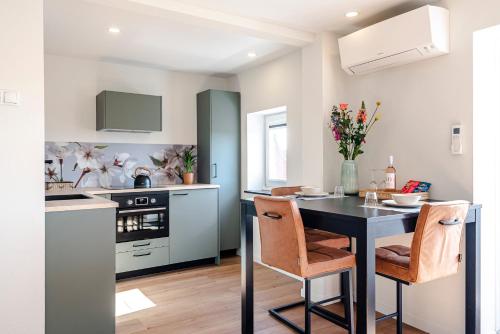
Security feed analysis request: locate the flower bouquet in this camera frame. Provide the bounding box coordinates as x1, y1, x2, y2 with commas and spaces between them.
329, 101, 381, 194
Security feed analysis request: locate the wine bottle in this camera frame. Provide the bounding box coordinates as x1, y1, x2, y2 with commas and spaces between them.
385, 155, 396, 190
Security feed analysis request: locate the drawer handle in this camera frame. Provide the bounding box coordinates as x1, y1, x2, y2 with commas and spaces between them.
212, 163, 218, 178
132, 242, 151, 248
133, 252, 152, 257
172, 193, 189, 196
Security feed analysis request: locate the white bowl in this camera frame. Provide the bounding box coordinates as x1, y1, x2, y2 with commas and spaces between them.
391, 194, 421, 205
300, 186, 321, 195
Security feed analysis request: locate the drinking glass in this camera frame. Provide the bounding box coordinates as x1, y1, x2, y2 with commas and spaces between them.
364, 191, 378, 207
333, 185, 344, 198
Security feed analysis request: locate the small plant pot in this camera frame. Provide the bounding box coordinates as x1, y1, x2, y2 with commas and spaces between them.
183, 172, 194, 185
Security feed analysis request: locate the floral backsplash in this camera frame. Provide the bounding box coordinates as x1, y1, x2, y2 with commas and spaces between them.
45, 142, 196, 188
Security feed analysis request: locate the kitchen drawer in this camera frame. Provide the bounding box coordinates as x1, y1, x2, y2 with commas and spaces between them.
116, 246, 169, 273
116, 237, 169, 254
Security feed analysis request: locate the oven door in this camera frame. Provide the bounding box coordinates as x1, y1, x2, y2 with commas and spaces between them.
116, 207, 169, 243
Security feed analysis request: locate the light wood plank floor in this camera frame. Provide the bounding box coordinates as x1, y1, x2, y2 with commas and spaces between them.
116, 256, 426, 334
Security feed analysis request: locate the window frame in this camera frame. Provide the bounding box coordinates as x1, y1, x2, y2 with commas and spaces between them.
265, 112, 287, 187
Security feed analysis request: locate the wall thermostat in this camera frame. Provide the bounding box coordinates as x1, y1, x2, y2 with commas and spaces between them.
451, 124, 463, 155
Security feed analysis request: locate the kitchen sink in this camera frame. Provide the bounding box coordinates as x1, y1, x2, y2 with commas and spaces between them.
45, 194, 92, 201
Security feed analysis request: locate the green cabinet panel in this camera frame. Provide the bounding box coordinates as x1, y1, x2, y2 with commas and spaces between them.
116, 246, 170, 273
169, 189, 219, 264
95, 193, 111, 200
197, 90, 241, 251
96, 90, 162, 132
45, 208, 116, 334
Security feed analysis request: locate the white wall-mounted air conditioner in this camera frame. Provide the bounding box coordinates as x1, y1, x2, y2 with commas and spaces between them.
338, 5, 449, 75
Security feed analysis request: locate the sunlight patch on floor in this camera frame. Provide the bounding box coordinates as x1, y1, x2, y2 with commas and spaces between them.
116, 289, 156, 317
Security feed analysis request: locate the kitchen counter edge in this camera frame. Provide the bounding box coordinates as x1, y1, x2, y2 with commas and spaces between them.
84, 184, 220, 194
45, 184, 219, 213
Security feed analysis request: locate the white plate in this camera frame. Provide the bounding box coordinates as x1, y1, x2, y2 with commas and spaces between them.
294, 191, 330, 197
382, 200, 424, 208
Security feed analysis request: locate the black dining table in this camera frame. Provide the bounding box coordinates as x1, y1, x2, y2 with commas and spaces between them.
240, 194, 481, 334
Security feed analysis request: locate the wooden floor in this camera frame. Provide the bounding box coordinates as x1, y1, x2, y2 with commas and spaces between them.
116, 256, 426, 334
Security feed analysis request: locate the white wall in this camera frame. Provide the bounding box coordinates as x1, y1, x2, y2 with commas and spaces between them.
335, 0, 500, 332
229, 51, 303, 190
0, 1, 45, 333
44, 54, 228, 144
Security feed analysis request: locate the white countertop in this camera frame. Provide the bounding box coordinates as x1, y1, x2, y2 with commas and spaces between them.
84, 183, 220, 195
45, 184, 219, 213
45, 191, 118, 213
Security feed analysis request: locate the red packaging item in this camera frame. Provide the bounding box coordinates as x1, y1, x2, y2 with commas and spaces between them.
401, 180, 420, 193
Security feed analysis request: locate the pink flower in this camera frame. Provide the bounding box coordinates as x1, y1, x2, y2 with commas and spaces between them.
356, 109, 367, 124
333, 128, 341, 141
339, 103, 349, 111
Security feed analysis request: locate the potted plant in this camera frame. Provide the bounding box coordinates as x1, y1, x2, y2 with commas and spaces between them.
181, 147, 197, 185
329, 101, 381, 194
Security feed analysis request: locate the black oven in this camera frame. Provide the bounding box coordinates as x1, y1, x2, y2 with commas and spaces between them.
112, 192, 169, 243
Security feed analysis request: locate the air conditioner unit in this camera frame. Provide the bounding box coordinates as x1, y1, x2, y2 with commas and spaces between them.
338, 5, 449, 75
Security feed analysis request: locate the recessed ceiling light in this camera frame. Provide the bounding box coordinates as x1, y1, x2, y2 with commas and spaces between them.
247, 52, 257, 58
108, 27, 121, 34
345, 11, 359, 18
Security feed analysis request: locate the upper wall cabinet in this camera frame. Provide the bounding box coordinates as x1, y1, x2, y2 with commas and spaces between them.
96, 91, 162, 132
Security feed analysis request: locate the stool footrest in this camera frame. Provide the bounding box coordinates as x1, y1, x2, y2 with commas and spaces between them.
268, 296, 349, 334
310, 305, 349, 329
376, 312, 398, 322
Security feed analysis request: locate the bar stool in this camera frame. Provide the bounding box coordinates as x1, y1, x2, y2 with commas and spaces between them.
271, 186, 351, 250
254, 195, 355, 334
375, 201, 470, 333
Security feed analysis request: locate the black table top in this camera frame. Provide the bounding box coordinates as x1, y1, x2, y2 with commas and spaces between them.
241, 194, 480, 223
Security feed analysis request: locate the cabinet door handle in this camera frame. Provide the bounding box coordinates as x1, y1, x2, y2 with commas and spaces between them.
132, 241, 151, 248
212, 163, 218, 178
133, 252, 152, 257
172, 193, 189, 196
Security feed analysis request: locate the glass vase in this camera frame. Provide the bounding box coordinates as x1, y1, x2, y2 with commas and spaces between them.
341, 160, 359, 195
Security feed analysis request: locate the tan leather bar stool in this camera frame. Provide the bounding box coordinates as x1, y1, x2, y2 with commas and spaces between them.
254, 196, 356, 334
271, 186, 351, 250
375, 201, 470, 334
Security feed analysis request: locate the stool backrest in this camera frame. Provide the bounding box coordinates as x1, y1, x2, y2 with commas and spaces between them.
254, 196, 308, 277
271, 186, 302, 196
409, 201, 469, 283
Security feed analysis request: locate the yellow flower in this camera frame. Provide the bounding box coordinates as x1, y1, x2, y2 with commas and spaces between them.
375, 113, 381, 121
376, 101, 381, 107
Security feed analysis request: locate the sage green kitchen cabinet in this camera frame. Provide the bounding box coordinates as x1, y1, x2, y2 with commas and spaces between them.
96, 90, 162, 132
169, 188, 219, 264
95, 193, 111, 200
197, 90, 241, 251
45, 208, 115, 334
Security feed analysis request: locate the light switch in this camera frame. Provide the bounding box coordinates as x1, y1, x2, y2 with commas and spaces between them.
3, 90, 20, 105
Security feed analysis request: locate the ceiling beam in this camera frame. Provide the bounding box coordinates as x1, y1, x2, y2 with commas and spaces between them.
85, 0, 316, 47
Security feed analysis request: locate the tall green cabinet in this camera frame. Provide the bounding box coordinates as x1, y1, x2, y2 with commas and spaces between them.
197, 90, 241, 251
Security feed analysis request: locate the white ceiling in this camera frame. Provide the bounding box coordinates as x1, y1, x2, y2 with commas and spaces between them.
44, 0, 435, 76
180, 0, 435, 34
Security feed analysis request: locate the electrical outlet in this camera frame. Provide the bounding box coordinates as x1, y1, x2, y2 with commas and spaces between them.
2, 90, 20, 105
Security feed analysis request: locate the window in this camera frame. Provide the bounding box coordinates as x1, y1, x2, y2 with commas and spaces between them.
265, 112, 287, 186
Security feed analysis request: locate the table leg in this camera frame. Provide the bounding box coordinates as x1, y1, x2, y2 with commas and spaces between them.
355, 229, 376, 334
465, 211, 481, 334
241, 203, 254, 334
